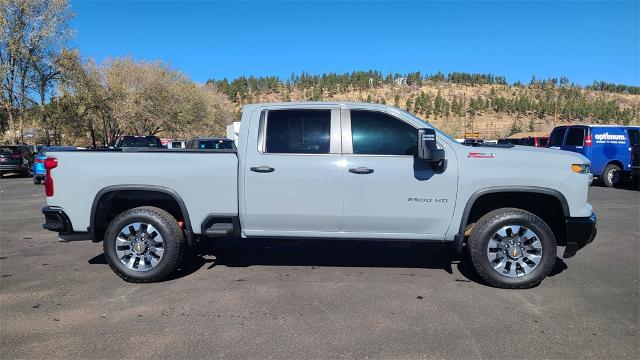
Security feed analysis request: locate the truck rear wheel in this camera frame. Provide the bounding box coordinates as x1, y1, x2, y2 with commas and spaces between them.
468, 208, 556, 289
103, 206, 185, 283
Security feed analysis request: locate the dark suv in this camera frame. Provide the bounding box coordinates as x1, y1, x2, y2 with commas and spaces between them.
114, 136, 163, 148
0, 145, 34, 177
187, 137, 236, 150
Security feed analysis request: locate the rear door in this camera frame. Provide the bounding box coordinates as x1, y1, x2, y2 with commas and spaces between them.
242, 107, 344, 235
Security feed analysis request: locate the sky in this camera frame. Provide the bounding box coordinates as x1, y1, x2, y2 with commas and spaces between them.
70, 1, 640, 86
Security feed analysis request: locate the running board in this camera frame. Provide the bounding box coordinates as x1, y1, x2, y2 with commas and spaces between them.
203, 223, 234, 238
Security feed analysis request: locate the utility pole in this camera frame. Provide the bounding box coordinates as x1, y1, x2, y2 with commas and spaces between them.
554, 96, 558, 128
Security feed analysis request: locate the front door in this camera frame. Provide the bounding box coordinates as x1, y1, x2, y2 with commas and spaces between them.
340, 109, 458, 238
242, 108, 344, 236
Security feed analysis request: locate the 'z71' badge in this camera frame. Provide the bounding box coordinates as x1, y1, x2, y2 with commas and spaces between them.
468, 152, 495, 158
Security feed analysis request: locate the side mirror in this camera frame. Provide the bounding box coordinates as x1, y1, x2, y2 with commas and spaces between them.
417, 128, 445, 162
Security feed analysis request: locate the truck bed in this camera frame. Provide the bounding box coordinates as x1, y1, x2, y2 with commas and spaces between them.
46, 149, 239, 234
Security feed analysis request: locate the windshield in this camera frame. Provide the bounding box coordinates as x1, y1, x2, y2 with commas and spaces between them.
197, 140, 234, 149
119, 137, 163, 148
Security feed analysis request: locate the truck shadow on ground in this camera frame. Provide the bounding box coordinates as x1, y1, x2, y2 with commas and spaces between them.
89, 238, 569, 286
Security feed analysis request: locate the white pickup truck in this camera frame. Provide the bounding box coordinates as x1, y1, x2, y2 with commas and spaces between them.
41, 102, 596, 288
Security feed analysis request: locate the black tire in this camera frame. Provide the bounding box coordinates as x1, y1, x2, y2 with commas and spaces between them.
103, 206, 185, 283
468, 208, 556, 289
33, 176, 41, 184
602, 163, 621, 187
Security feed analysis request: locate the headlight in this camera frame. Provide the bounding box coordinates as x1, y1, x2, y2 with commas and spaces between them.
571, 164, 590, 174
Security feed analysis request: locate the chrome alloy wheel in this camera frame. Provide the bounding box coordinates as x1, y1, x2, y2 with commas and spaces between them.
486, 225, 543, 278
115, 222, 164, 272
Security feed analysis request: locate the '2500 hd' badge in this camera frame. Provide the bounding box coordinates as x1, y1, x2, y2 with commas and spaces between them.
468, 152, 495, 158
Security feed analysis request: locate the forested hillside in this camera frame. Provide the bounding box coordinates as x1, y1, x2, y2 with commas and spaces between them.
209, 71, 640, 138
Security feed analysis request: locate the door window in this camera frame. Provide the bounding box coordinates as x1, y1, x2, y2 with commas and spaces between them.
350, 110, 417, 155
548, 127, 567, 146
265, 110, 331, 154
565, 127, 585, 146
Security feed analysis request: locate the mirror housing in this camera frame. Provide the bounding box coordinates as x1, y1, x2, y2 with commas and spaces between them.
417, 128, 445, 162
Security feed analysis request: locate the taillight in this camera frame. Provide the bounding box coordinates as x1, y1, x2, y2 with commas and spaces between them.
44, 157, 58, 197
584, 135, 592, 146
11, 153, 22, 159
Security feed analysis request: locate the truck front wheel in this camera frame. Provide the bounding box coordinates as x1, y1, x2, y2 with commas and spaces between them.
468, 208, 556, 289
103, 206, 185, 283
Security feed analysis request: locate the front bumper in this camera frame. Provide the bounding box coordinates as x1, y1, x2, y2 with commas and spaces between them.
563, 212, 597, 258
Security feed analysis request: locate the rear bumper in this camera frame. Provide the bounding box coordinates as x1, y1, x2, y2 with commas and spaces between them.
0, 164, 27, 172
42, 207, 73, 233
563, 212, 597, 258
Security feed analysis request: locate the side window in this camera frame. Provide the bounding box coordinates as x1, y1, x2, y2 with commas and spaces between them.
566, 127, 585, 146
548, 127, 566, 146
628, 129, 639, 146
265, 110, 331, 154
351, 110, 417, 155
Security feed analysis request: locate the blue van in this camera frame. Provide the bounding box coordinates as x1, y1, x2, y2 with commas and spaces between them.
548, 125, 640, 187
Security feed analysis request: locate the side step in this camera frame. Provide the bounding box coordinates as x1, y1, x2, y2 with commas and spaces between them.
203, 223, 234, 238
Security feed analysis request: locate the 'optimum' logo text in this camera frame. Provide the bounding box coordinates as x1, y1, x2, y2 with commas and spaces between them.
594, 133, 626, 141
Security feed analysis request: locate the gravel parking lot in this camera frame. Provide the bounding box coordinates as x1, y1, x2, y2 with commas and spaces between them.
1, 176, 638, 359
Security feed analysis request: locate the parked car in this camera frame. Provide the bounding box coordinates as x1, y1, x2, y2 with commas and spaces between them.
41, 102, 596, 288
0, 145, 34, 177
33, 146, 77, 184
166, 140, 187, 149
519, 137, 548, 147
187, 137, 236, 150
548, 125, 640, 187
461, 139, 484, 146
497, 138, 522, 145
114, 135, 163, 149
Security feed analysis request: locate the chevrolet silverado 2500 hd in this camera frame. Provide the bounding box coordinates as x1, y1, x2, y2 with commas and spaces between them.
41, 102, 596, 288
